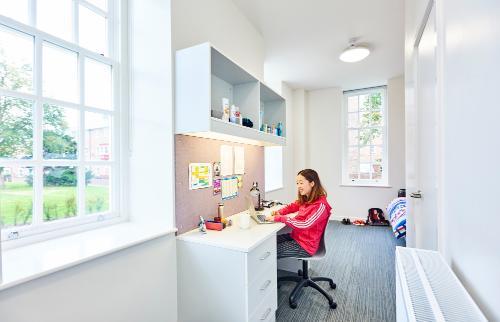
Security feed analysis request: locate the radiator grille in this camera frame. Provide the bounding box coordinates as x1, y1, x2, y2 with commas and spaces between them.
396, 247, 487, 322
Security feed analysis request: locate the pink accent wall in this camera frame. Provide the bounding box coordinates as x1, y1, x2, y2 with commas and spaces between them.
175, 135, 265, 234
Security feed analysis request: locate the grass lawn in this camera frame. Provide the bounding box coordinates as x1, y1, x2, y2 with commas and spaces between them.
0, 182, 109, 227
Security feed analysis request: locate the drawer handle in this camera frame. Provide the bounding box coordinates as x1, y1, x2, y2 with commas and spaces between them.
260, 280, 271, 291
260, 308, 272, 320
260, 251, 271, 260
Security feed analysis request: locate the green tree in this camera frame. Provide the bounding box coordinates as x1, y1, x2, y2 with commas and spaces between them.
0, 50, 76, 187
359, 93, 383, 145
0, 49, 33, 188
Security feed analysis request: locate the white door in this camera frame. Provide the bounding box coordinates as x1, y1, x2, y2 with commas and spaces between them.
406, 3, 439, 250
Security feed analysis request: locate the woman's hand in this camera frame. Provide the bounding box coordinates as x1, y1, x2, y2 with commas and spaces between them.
266, 210, 279, 222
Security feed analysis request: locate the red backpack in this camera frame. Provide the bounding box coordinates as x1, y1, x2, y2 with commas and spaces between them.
366, 208, 389, 226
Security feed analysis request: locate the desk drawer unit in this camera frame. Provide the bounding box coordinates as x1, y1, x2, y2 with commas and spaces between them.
248, 265, 277, 315
249, 288, 278, 322
247, 235, 276, 283
247, 236, 277, 319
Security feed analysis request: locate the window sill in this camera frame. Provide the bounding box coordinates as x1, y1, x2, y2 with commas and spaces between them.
0, 222, 177, 292
340, 183, 392, 188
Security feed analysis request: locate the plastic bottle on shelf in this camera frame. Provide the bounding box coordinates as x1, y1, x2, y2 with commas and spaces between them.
222, 98, 230, 122
230, 105, 239, 123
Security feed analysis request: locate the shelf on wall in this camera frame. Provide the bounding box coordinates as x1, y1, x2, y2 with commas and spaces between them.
175, 42, 286, 146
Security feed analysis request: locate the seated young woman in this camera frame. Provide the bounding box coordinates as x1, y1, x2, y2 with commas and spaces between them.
266, 169, 332, 258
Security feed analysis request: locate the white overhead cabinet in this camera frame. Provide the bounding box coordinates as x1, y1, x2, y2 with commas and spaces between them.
175, 43, 286, 146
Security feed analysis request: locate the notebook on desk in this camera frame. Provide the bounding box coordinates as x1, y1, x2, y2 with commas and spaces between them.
245, 196, 274, 224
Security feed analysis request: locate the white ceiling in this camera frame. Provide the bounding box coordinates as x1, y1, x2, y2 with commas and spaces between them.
232, 0, 404, 91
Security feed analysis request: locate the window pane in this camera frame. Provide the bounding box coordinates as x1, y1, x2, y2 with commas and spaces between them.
359, 94, 369, 111
86, 0, 107, 11
0, 26, 34, 93
368, 92, 382, 110
0, 96, 33, 159
43, 104, 78, 159
373, 146, 383, 163
360, 146, 370, 163
372, 164, 382, 180
348, 147, 358, 162
42, 42, 78, 103
347, 96, 358, 113
85, 112, 111, 160
79, 5, 107, 55
37, 0, 73, 41
372, 129, 383, 145
43, 166, 77, 221
348, 160, 359, 180
86, 166, 110, 214
347, 113, 359, 128
348, 130, 358, 146
360, 163, 370, 179
0, 166, 33, 227
361, 109, 383, 127
0, 0, 29, 24
359, 129, 372, 145
84, 58, 112, 109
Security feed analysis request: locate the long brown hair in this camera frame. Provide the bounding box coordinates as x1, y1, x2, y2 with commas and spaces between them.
296, 169, 327, 204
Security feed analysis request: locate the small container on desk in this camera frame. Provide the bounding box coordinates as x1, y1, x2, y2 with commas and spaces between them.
206, 221, 224, 231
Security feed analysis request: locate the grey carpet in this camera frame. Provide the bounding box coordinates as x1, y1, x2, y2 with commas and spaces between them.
276, 220, 406, 322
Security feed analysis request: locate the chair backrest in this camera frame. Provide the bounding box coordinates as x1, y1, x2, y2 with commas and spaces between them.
304, 219, 329, 260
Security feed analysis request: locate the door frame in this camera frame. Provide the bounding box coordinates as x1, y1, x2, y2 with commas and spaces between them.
406, 0, 447, 259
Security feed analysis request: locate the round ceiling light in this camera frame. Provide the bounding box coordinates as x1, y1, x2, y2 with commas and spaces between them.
339, 44, 370, 63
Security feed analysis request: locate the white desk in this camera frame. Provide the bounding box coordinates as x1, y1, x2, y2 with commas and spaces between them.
177, 208, 285, 322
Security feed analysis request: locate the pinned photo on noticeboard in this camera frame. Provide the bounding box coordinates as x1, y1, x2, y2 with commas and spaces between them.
213, 162, 221, 177
221, 176, 238, 200
213, 178, 221, 195
189, 163, 213, 190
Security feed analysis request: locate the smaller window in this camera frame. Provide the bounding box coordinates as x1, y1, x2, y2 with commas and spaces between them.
265, 146, 283, 192
342, 87, 388, 186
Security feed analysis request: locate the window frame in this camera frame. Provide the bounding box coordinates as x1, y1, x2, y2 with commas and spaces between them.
341, 86, 389, 187
0, 0, 126, 245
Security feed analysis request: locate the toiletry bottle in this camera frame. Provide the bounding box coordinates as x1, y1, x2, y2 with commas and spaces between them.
230, 105, 237, 123
222, 99, 230, 122
218, 203, 224, 220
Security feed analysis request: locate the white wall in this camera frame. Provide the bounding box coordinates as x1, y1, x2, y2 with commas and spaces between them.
439, 0, 500, 319
305, 77, 405, 219
0, 235, 178, 322
171, 0, 265, 79
129, 0, 174, 228
292, 89, 308, 173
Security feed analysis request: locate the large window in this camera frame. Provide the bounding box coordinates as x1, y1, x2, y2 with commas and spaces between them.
0, 0, 120, 241
342, 87, 388, 186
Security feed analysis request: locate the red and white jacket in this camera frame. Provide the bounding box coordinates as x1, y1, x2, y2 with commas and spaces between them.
273, 195, 332, 255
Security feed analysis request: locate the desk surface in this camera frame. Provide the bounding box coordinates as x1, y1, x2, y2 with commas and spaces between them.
177, 207, 285, 252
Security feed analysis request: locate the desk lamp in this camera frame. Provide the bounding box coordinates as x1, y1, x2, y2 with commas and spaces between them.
250, 182, 264, 211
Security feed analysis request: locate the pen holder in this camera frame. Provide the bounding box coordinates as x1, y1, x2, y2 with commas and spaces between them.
239, 212, 250, 229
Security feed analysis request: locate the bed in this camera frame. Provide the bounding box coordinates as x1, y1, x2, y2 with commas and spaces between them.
386, 197, 406, 239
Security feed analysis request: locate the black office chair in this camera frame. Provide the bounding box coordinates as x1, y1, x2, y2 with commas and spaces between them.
278, 224, 337, 309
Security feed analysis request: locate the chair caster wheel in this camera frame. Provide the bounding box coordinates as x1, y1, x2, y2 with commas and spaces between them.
290, 301, 298, 309
330, 282, 336, 289
330, 302, 337, 309
298, 269, 303, 276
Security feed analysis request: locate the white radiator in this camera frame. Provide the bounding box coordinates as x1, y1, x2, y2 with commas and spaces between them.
395, 247, 487, 322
